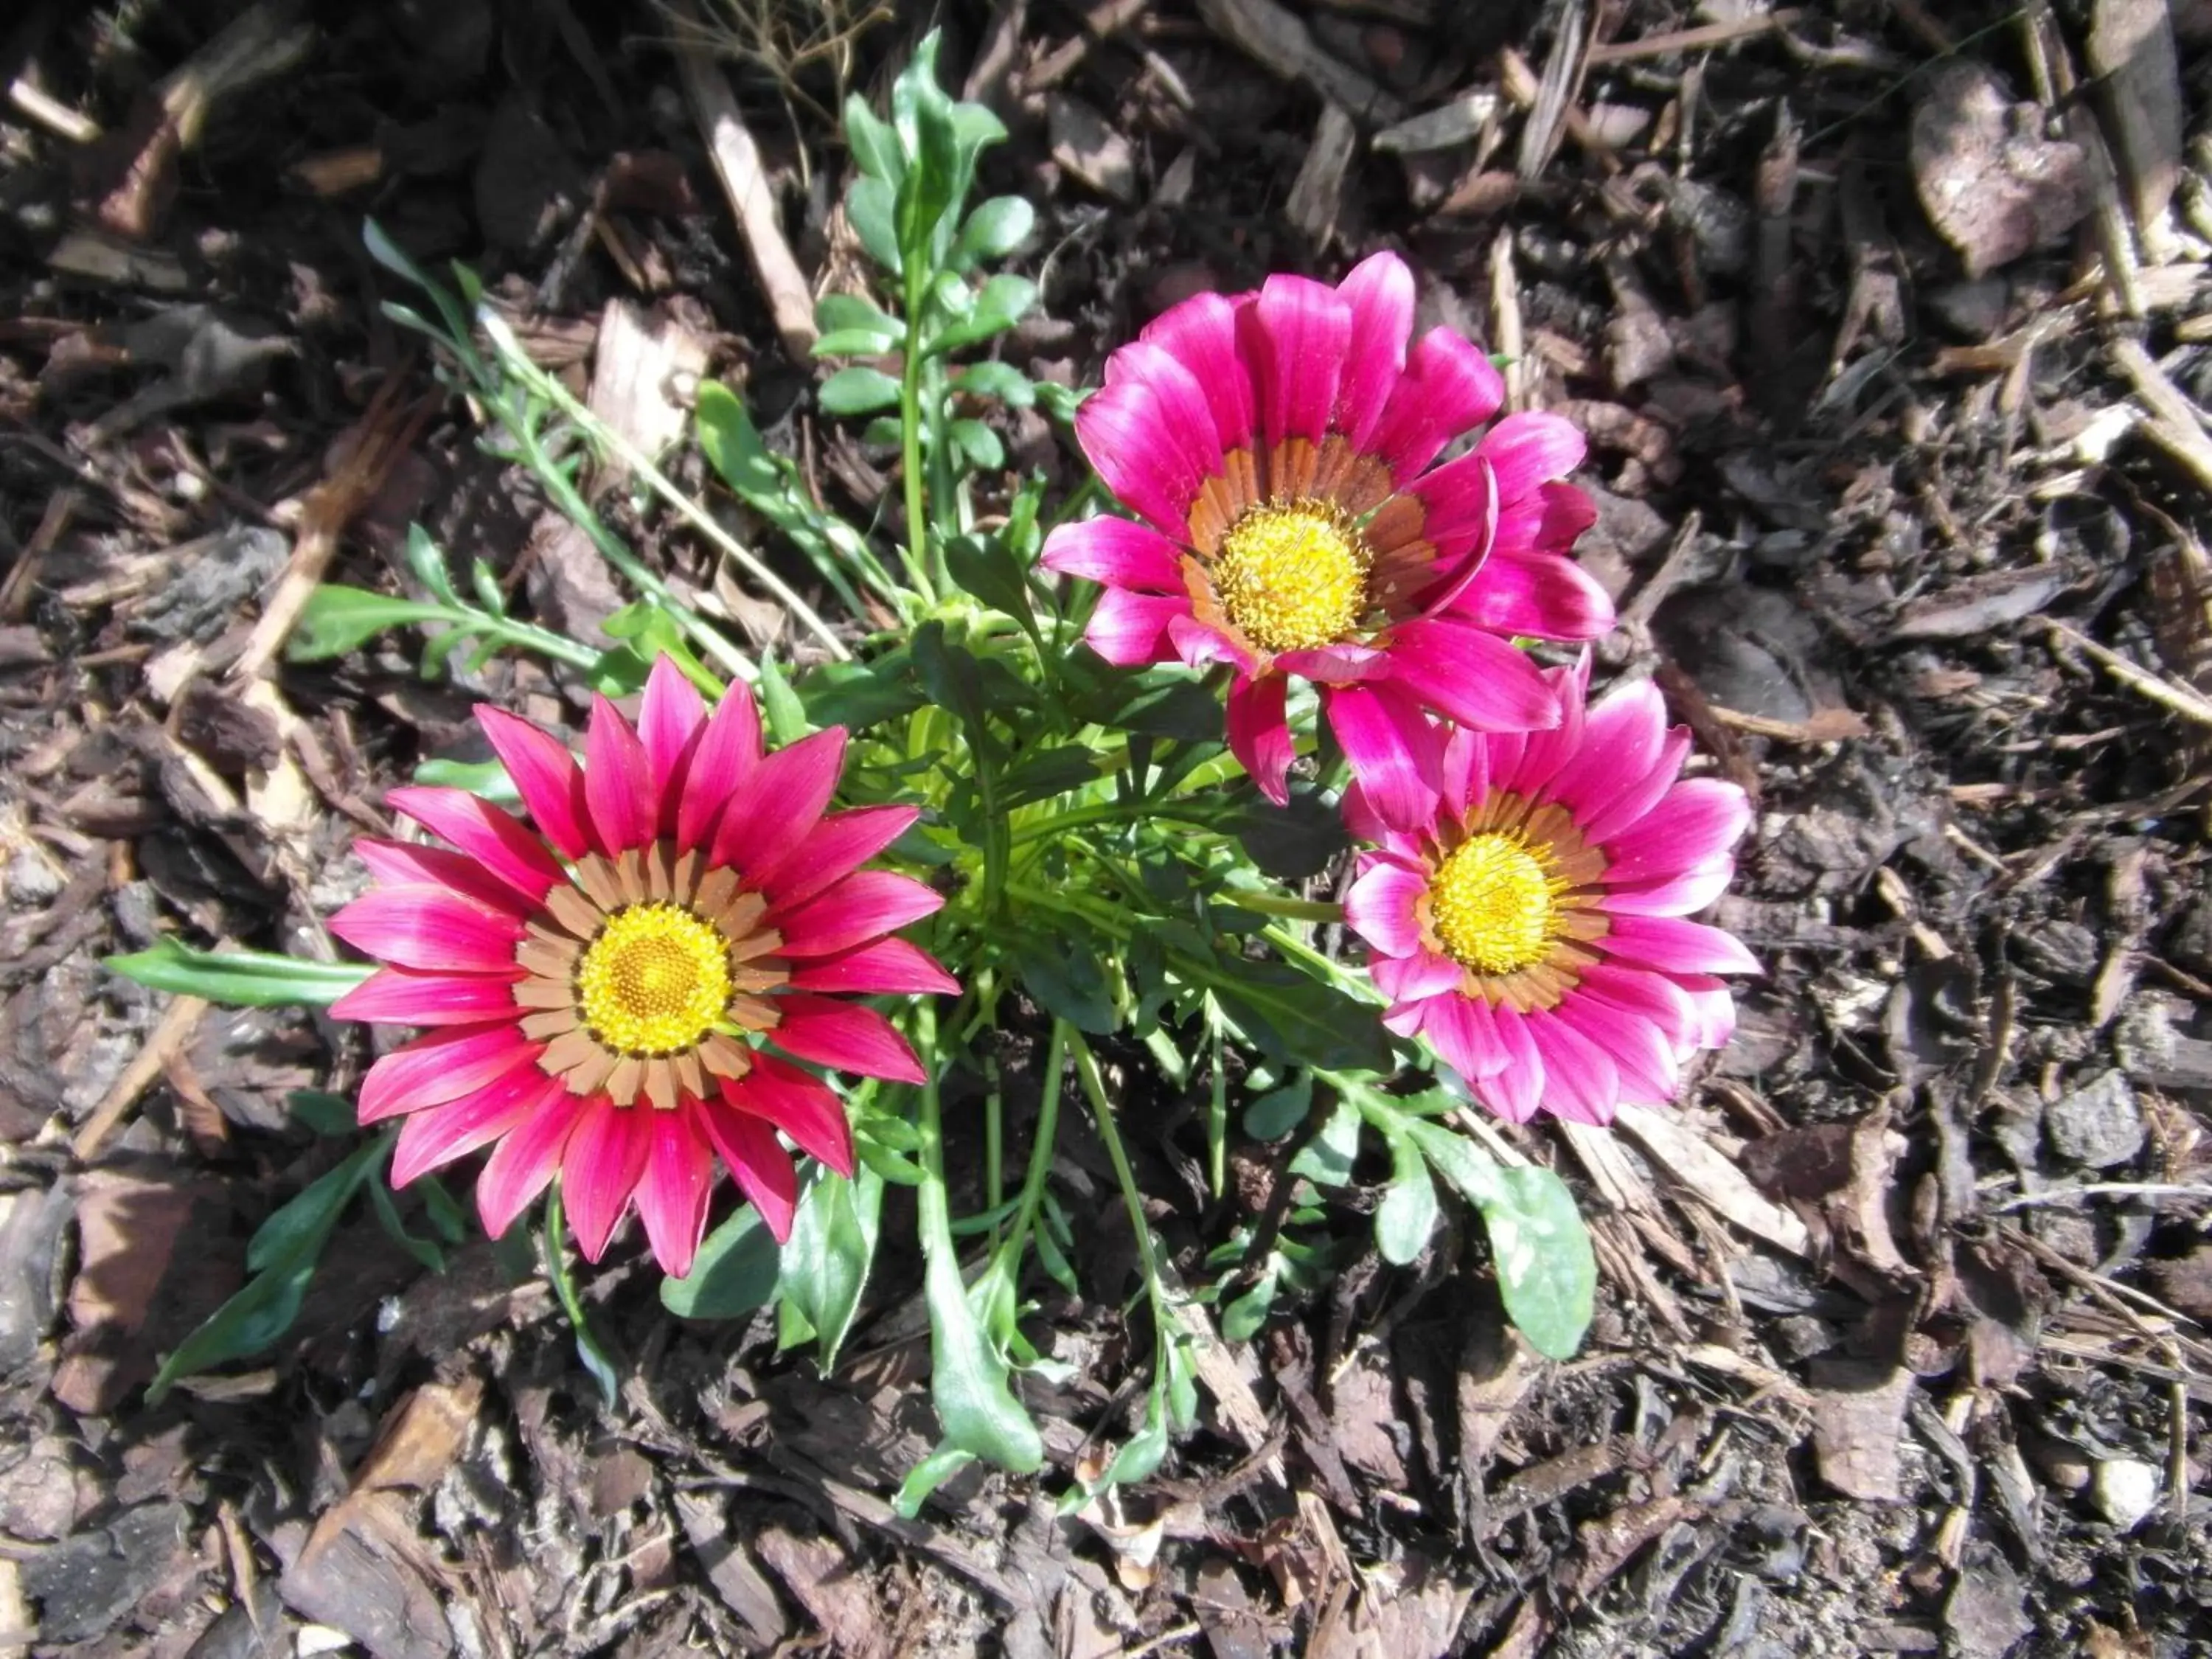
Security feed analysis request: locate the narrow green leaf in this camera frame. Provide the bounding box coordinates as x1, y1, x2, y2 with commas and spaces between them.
287, 1091, 358, 1136
107, 941, 373, 1008
776, 1168, 881, 1371
894, 1444, 977, 1520
755, 655, 810, 745
286, 585, 456, 662
247, 1137, 388, 1273
1220, 1268, 1278, 1343
145, 1253, 321, 1405
543, 1185, 621, 1408
844, 97, 904, 185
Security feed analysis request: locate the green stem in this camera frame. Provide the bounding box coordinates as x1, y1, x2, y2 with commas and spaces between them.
998, 1022, 1068, 1270
1068, 1029, 1173, 1356
897, 273, 941, 605
1224, 891, 1343, 923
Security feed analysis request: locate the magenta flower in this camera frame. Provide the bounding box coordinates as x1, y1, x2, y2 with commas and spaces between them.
1342, 658, 1756, 1126
1039, 251, 1613, 827
326, 658, 956, 1277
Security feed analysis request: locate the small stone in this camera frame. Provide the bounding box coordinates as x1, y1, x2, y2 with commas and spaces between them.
1928, 279, 2010, 338
2044, 1069, 2145, 1169
2089, 1458, 2161, 1530
1046, 94, 1136, 204
4, 849, 63, 905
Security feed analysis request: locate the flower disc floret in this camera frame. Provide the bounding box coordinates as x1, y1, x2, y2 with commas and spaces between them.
1211, 502, 1371, 653
1429, 832, 1561, 976
576, 902, 731, 1057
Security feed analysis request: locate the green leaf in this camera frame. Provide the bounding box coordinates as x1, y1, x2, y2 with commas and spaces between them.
999, 745, 1097, 807
367, 1173, 448, 1273
1220, 1268, 1278, 1343
286, 585, 455, 662
815, 327, 900, 358
695, 381, 781, 501
929, 275, 1038, 355
1289, 1096, 1361, 1187
819, 366, 903, 416
953, 196, 1034, 268
925, 1228, 1045, 1470
247, 1137, 388, 1273
776, 1167, 882, 1372
1374, 1133, 1439, 1267
1223, 787, 1349, 882
145, 1251, 321, 1405
1011, 932, 1117, 1034
403, 523, 459, 605
845, 97, 904, 185
943, 535, 1033, 624
662, 1208, 782, 1320
1099, 1388, 1169, 1487
108, 942, 374, 1008
1407, 1122, 1593, 1360
410, 757, 520, 804
756, 656, 810, 745
1243, 1077, 1312, 1141
797, 655, 927, 730
948, 417, 1004, 470
847, 175, 902, 274
954, 360, 1035, 408
893, 1444, 977, 1520
818, 294, 902, 345
287, 1090, 358, 1136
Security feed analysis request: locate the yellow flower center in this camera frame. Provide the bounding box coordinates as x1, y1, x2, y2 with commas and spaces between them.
575, 902, 732, 1056
1429, 832, 1565, 975
1211, 501, 1371, 654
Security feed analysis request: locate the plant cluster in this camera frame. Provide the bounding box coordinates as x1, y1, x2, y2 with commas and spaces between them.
114, 38, 1755, 1505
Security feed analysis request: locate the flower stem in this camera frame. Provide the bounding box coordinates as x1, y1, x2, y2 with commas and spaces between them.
1224, 890, 1343, 923
999, 1021, 1068, 1269
1067, 1029, 1169, 1328
897, 271, 942, 605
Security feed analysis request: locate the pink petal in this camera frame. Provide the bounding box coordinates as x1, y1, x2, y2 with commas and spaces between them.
1368, 328, 1506, 484
722, 1052, 855, 1176
1523, 1010, 1621, 1125
1422, 991, 1509, 1085
1601, 779, 1753, 883
788, 938, 961, 995
675, 683, 764, 855
1544, 678, 1668, 821
1040, 515, 1190, 592
1241, 274, 1352, 452
1486, 481, 1600, 560
1448, 550, 1616, 643
1074, 372, 1213, 538
1372, 946, 1464, 1001
1101, 338, 1225, 491
770, 993, 925, 1084
1333, 251, 1416, 449
1272, 641, 1390, 684
1492, 656, 1588, 799
695, 1100, 799, 1241
1324, 682, 1441, 832
1083, 589, 1188, 667
1167, 613, 1256, 675
1408, 446, 1502, 562
1473, 1004, 1545, 1124
1225, 673, 1293, 804
358, 1024, 536, 1124
759, 805, 921, 911
1556, 995, 1678, 1107
709, 726, 848, 882
1601, 861, 1736, 917
386, 786, 566, 907
330, 886, 526, 975
1385, 619, 1559, 734
636, 1107, 715, 1279
1138, 291, 1256, 455
1578, 728, 1694, 848
332, 965, 524, 1028
390, 1067, 563, 1186
1600, 914, 1760, 976
1677, 975, 1739, 1052
475, 1086, 587, 1239
476, 707, 594, 861
1344, 857, 1427, 959
639, 655, 708, 800
1439, 723, 1490, 819
1478, 411, 1587, 502
1575, 961, 1697, 1050
775, 870, 944, 959
560, 1095, 652, 1261
354, 838, 535, 919
584, 693, 654, 855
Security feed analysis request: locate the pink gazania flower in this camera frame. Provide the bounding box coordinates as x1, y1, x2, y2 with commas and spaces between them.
1343, 658, 1757, 1126
1039, 250, 1613, 827
324, 657, 956, 1278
